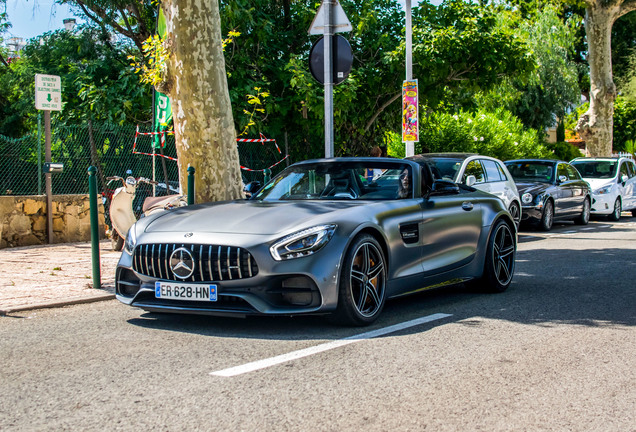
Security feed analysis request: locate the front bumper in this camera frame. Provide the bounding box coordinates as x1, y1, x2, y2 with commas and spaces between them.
590, 192, 616, 215
520, 205, 543, 224
115, 234, 347, 317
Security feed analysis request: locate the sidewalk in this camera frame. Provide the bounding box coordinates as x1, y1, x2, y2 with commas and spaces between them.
0, 240, 120, 315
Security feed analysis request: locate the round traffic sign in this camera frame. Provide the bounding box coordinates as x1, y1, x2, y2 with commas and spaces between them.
309, 35, 353, 85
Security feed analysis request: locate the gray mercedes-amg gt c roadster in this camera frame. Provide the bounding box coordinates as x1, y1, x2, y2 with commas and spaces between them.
115, 157, 516, 326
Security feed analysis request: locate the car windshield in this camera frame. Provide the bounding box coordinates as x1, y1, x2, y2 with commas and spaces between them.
253, 161, 413, 201
425, 158, 462, 181
570, 161, 617, 179
505, 161, 555, 183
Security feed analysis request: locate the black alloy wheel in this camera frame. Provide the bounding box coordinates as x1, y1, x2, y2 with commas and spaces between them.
540, 200, 554, 231
608, 198, 621, 221
333, 234, 387, 326
480, 219, 516, 293
575, 197, 591, 225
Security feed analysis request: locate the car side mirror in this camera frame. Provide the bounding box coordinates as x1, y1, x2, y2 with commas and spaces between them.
621, 174, 628, 184
429, 179, 460, 196
465, 175, 476, 187
558, 175, 567, 184
243, 181, 262, 199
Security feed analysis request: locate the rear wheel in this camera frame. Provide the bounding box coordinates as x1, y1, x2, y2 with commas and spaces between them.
332, 234, 387, 326
608, 198, 621, 221
478, 219, 516, 293
111, 230, 124, 251
539, 200, 554, 231
575, 197, 591, 225
508, 201, 521, 230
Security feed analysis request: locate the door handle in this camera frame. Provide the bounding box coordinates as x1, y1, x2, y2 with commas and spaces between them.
462, 202, 474, 211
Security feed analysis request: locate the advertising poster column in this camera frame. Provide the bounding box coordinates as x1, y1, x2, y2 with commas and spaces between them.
402, 80, 419, 144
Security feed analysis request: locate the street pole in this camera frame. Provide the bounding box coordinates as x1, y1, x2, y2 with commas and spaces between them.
405, 0, 414, 157
323, 0, 334, 158
45, 110, 53, 244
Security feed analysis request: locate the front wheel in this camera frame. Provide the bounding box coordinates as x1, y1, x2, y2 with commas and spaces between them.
332, 234, 387, 326
478, 219, 516, 293
608, 198, 621, 222
539, 200, 554, 231
575, 197, 591, 225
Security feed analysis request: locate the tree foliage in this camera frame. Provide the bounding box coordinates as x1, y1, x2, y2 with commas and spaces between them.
477, 5, 581, 131
0, 26, 151, 137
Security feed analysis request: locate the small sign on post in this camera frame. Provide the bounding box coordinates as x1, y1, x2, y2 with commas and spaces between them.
35, 74, 62, 244
35, 74, 63, 111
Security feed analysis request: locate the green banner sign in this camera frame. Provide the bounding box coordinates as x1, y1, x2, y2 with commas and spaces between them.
153, 90, 172, 149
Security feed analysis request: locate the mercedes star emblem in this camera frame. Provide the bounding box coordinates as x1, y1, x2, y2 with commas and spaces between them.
169, 247, 195, 279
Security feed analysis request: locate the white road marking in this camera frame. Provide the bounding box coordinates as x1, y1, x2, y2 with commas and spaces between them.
581, 227, 594, 230
210, 313, 452, 377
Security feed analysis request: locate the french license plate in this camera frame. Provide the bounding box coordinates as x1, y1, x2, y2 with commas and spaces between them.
155, 282, 217, 302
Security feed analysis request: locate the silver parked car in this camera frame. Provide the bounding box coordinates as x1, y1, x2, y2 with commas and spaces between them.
115, 158, 516, 326
408, 153, 522, 228
570, 157, 636, 220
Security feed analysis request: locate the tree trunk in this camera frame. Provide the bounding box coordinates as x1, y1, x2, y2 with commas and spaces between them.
576, 3, 621, 157
161, 0, 242, 203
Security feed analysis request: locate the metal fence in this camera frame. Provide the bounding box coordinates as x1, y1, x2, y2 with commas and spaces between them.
0, 122, 288, 225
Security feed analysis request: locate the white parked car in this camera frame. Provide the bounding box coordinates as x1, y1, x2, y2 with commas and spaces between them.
570, 157, 636, 220
409, 153, 522, 228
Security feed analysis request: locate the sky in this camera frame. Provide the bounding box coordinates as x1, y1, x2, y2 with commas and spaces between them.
3, 0, 83, 42
3, 0, 430, 43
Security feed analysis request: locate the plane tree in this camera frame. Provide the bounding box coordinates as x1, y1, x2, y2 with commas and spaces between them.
575, 0, 636, 156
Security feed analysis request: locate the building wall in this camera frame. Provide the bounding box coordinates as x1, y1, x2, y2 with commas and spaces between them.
0, 195, 106, 249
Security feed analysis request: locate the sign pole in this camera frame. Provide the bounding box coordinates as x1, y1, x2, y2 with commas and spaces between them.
405, 0, 414, 157
323, 0, 334, 158
45, 110, 53, 244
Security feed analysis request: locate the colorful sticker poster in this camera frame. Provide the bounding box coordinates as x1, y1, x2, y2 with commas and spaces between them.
402, 80, 418, 143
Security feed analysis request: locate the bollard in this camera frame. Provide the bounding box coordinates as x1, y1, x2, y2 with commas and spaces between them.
187, 166, 195, 206
88, 166, 101, 289
264, 168, 271, 183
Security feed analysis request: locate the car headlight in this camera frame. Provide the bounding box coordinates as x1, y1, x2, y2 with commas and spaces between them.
521, 193, 533, 204
270, 224, 336, 261
594, 185, 613, 195
124, 226, 137, 255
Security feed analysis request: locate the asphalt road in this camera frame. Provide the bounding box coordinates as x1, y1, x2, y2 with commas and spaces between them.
1, 218, 635, 431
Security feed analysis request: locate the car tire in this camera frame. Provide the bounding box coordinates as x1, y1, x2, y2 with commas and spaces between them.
608, 198, 621, 221
539, 200, 554, 231
508, 201, 521, 230
575, 197, 591, 225
474, 219, 516, 293
332, 234, 387, 326
111, 230, 124, 251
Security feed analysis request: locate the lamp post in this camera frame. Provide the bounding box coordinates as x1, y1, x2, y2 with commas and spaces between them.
405, 0, 414, 157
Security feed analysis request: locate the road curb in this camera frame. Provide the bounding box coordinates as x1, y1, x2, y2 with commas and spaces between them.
0, 293, 116, 316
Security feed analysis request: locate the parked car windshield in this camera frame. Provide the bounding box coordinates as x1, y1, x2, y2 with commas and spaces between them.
424, 158, 462, 181
505, 161, 555, 183
570, 160, 618, 179
253, 161, 413, 201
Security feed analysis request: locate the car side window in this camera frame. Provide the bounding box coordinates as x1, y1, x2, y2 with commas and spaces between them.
463, 160, 485, 184
557, 164, 569, 181
566, 164, 580, 180
497, 163, 509, 181
628, 161, 636, 178
620, 162, 630, 180
482, 160, 503, 182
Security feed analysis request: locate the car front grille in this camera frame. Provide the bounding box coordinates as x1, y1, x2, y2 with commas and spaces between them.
132, 243, 259, 283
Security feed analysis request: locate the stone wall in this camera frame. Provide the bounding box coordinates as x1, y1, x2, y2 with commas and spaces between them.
0, 195, 106, 249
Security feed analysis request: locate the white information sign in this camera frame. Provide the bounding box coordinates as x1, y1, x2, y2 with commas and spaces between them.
35, 74, 63, 111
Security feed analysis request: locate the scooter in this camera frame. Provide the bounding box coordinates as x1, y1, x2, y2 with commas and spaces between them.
106, 174, 187, 251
